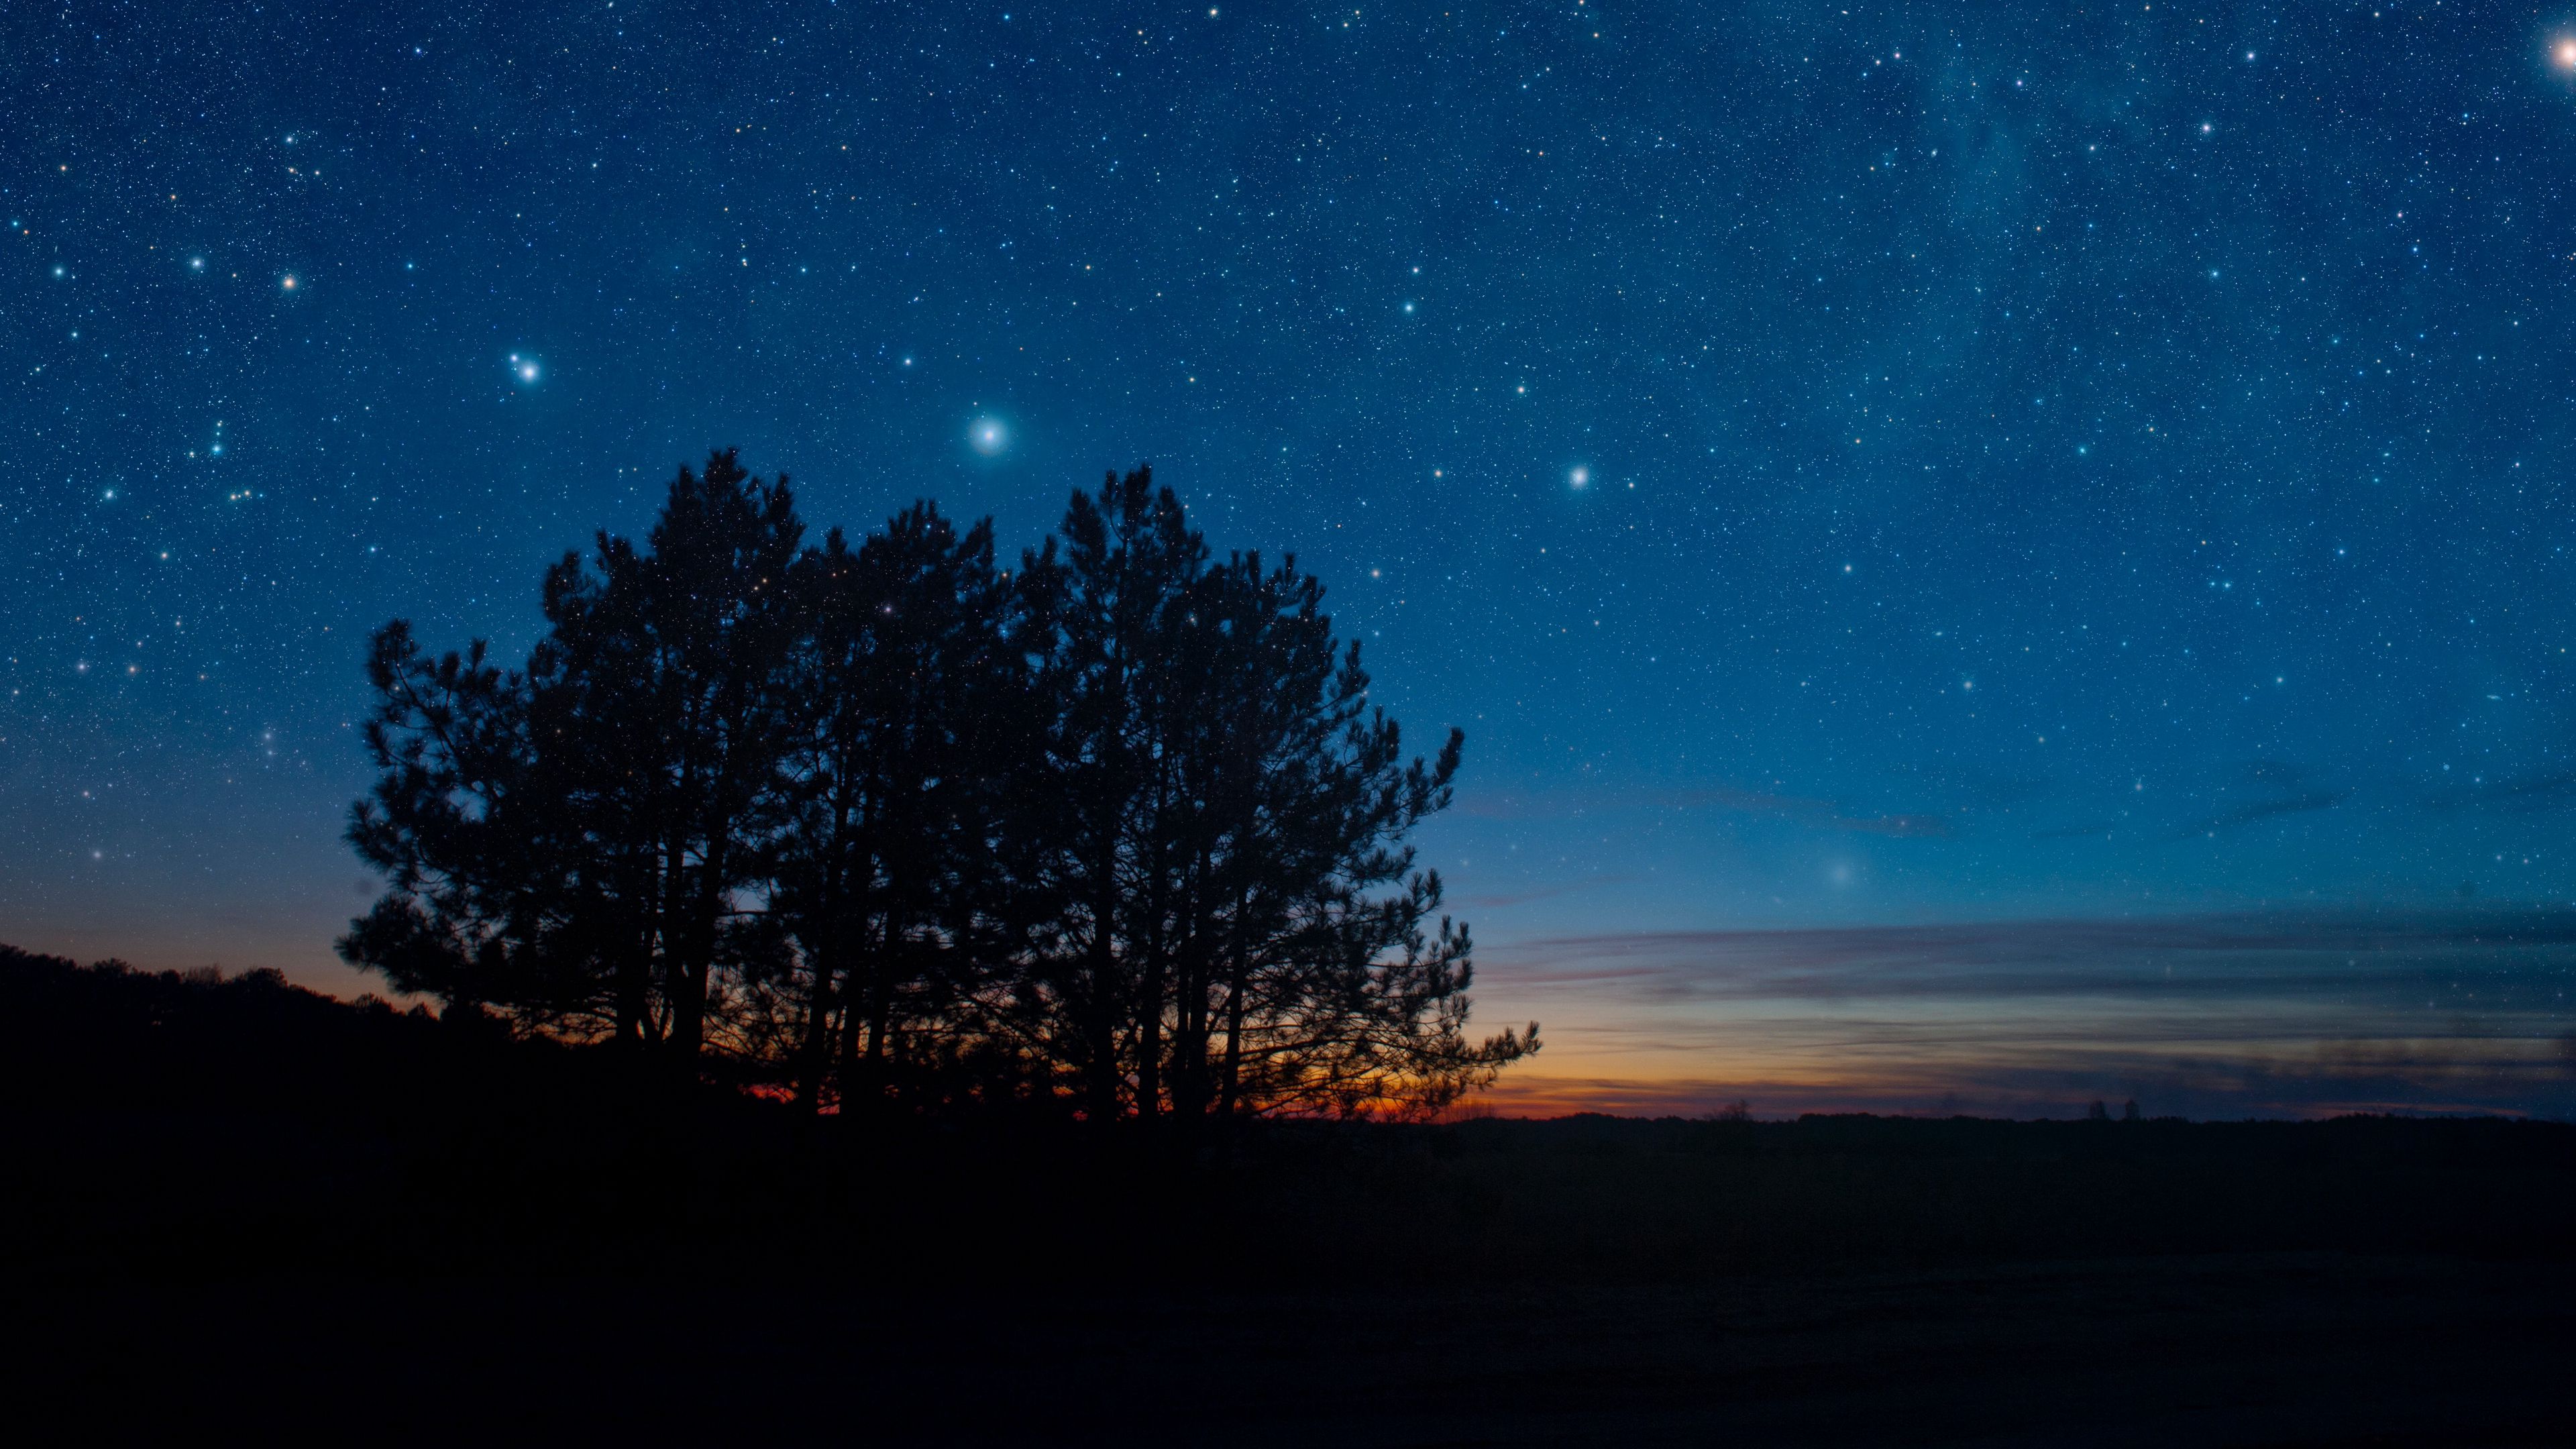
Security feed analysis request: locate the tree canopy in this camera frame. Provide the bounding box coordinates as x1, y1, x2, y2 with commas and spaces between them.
343, 452, 1533, 1122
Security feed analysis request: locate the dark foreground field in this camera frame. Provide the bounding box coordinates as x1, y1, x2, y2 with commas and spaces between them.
4, 947, 2571, 1444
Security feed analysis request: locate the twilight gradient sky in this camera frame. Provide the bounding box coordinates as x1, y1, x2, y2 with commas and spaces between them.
7, 1, 2576, 1115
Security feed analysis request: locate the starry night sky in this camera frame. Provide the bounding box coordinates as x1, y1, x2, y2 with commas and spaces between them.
9, 1, 2576, 1114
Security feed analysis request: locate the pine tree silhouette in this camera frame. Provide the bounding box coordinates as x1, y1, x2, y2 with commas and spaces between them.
344, 452, 1533, 1117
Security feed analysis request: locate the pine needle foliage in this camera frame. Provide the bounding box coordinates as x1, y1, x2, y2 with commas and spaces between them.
343, 455, 1534, 1120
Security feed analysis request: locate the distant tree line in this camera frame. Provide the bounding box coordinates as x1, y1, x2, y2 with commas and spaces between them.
341, 451, 1533, 1123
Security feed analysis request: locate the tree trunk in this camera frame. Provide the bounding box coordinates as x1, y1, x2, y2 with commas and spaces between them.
790, 936, 839, 1114
1084, 861, 1124, 1124
1216, 864, 1253, 1120
1136, 874, 1166, 1121
1217, 985, 1246, 1120
859, 912, 899, 1108
1169, 839, 1214, 1124
835, 934, 868, 1101
669, 879, 716, 1069
614, 904, 653, 1054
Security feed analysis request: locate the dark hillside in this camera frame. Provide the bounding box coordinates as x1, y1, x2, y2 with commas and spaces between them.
6, 946, 2576, 1443
5, 945, 2575, 1281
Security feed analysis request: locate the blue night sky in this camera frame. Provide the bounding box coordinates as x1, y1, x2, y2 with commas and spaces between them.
7, 1, 2575, 1114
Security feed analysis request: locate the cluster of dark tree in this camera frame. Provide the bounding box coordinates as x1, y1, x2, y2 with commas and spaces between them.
341, 452, 1534, 1124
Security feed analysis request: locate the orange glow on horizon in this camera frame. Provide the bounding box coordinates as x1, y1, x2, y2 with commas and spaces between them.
1457, 914, 2576, 1122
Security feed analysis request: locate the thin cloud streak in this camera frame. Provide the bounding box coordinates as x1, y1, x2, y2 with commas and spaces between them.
2422, 768, 2576, 812
1463, 873, 1644, 909
1458, 783, 1952, 837
1489, 909, 2576, 998
2168, 788, 2353, 840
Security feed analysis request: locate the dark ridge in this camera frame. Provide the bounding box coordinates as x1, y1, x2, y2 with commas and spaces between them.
6, 944, 2573, 1288
8, 945, 2576, 1443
